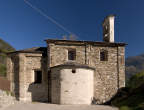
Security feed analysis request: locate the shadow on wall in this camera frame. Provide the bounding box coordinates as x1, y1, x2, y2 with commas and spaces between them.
91, 88, 127, 105
28, 83, 48, 102
13, 56, 20, 101
103, 87, 128, 105
28, 51, 48, 102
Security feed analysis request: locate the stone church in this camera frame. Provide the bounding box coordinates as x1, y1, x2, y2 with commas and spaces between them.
6, 15, 126, 104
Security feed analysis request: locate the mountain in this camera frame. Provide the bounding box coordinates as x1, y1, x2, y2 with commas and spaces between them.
0, 38, 15, 76
126, 54, 144, 79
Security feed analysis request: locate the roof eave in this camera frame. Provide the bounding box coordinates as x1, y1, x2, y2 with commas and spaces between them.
6, 51, 43, 55
45, 39, 127, 46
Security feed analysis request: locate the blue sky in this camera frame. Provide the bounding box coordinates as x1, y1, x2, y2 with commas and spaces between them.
0, 0, 144, 57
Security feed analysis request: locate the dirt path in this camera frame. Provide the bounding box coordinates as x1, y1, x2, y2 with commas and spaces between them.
1, 103, 118, 110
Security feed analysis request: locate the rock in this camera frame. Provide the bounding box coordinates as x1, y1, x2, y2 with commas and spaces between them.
0, 89, 17, 108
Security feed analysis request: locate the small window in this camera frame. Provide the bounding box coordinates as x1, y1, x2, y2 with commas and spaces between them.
100, 50, 108, 61
68, 49, 76, 60
34, 70, 42, 84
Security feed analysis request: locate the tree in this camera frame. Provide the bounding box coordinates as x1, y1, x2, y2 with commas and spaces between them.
127, 71, 144, 89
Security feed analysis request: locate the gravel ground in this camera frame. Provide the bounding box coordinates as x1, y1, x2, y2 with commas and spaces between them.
1, 103, 118, 110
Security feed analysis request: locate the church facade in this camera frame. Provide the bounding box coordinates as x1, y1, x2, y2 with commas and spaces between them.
6, 15, 126, 104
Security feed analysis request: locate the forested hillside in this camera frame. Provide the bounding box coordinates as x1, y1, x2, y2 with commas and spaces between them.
0, 38, 15, 76
110, 71, 144, 110
126, 54, 144, 79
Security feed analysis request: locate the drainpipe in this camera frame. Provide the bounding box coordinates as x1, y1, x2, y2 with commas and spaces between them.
117, 46, 120, 89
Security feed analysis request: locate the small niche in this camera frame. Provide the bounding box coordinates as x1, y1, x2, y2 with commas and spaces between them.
72, 69, 76, 73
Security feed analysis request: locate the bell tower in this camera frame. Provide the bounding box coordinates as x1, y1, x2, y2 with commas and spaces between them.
102, 15, 115, 42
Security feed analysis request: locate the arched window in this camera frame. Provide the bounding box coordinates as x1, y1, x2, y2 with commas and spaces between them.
100, 50, 108, 61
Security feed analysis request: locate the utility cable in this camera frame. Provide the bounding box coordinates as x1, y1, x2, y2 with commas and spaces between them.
24, 0, 76, 35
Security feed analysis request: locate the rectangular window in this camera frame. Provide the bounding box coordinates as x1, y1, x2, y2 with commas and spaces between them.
100, 50, 108, 61
68, 49, 76, 60
34, 70, 42, 84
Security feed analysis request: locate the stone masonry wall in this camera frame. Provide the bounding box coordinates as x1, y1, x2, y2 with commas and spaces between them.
87, 46, 118, 103
7, 53, 19, 100
118, 47, 125, 88
0, 89, 17, 108
51, 67, 60, 104
25, 53, 48, 102
48, 43, 125, 104
49, 44, 86, 67
7, 53, 48, 102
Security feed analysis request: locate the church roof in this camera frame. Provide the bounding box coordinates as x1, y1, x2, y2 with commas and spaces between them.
7, 47, 47, 54
51, 61, 95, 70
45, 39, 127, 46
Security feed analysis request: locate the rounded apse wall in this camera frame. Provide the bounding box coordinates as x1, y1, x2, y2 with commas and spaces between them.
51, 64, 95, 105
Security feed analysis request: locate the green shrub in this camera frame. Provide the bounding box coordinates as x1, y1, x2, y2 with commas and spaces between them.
0, 63, 6, 76
111, 71, 144, 110
127, 71, 144, 89
120, 106, 132, 110
5, 90, 10, 96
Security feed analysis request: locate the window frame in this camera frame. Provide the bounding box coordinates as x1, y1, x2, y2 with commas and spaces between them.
68, 49, 76, 61
100, 50, 108, 61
